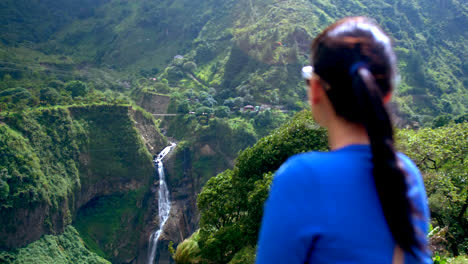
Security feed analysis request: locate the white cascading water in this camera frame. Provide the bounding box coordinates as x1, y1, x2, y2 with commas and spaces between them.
148, 142, 176, 264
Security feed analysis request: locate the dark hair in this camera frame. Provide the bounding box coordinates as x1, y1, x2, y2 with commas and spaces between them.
311, 17, 422, 255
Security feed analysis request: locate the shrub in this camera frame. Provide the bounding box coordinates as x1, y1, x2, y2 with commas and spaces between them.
65, 81, 88, 98
183, 61, 197, 73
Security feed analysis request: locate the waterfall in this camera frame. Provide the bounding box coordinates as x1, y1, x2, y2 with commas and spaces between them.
148, 142, 176, 264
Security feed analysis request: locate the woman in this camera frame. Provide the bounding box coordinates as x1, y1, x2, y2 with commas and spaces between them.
256, 17, 432, 264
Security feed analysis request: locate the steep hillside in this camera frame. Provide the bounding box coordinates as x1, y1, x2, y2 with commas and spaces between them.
1, 0, 466, 124
0, 105, 168, 263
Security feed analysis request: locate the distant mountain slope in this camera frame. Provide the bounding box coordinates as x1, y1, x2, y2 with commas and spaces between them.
1, 0, 467, 121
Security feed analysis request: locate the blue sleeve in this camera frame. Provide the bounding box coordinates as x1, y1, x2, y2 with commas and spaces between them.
256, 158, 320, 264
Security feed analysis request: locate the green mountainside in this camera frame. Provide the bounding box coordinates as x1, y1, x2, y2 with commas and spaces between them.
0, 0, 467, 263
2, 0, 466, 123
0, 105, 165, 263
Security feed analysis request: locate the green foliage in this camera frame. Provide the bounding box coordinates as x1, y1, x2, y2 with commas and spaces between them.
253, 109, 288, 138
432, 254, 468, 264
167, 66, 185, 83
397, 123, 468, 255
432, 115, 453, 128
39, 87, 60, 105
0, 226, 110, 264
74, 191, 147, 262
228, 245, 256, 264
165, 115, 258, 194
0, 105, 154, 261
195, 110, 328, 263
1, 0, 467, 124
214, 106, 230, 118
1, 108, 83, 209
1, 0, 467, 261
434, 255, 448, 264
190, 113, 467, 261
183, 61, 198, 73
174, 231, 202, 264
0, 88, 34, 111
65, 81, 88, 98
177, 100, 190, 113
233, 111, 328, 183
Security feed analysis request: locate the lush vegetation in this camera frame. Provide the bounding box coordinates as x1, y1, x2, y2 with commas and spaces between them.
173, 111, 328, 263
0, 105, 156, 262
397, 123, 468, 256
174, 112, 467, 263
0, 105, 152, 211
0, 0, 467, 262
74, 191, 148, 261
0, 226, 110, 264
1, 0, 466, 126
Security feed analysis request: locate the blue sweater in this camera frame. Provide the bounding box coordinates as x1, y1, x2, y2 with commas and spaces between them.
256, 145, 432, 264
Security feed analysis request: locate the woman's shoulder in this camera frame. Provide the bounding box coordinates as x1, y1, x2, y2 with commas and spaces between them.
277, 151, 325, 174
274, 151, 336, 185
275, 146, 371, 182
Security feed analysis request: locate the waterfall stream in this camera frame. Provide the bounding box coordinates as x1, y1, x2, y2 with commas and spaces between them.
148, 142, 176, 264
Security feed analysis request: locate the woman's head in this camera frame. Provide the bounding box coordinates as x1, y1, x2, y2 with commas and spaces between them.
305, 17, 428, 257
310, 16, 397, 123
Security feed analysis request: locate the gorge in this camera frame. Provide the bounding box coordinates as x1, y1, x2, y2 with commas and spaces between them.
0, 0, 467, 263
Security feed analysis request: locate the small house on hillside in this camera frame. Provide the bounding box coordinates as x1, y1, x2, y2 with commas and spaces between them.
244, 105, 255, 112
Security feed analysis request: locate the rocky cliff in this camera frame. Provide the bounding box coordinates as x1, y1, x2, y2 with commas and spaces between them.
0, 104, 168, 263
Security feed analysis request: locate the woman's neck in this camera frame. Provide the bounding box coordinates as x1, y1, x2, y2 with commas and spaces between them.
326, 117, 370, 150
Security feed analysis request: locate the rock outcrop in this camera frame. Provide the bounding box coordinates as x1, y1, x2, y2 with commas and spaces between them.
136, 92, 171, 115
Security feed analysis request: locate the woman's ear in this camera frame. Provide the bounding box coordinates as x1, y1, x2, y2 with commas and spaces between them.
383, 92, 392, 104
308, 78, 323, 105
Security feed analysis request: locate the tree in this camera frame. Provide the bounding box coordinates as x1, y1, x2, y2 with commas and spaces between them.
214, 106, 230, 118
183, 61, 197, 73
200, 92, 217, 107
154, 82, 171, 94
40, 87, 60, 105
0, 169, 10, 203
195, 111, 328, 262
223, 98, 235, 109
195, 106, 214, 117
177, 100, 190, 114
431, 115, 453, 128
233, 97, 244, 109
166, 66, 184, 82
397, 123, 468, 255
454, 114, 468, 124
65, 81, 88, 98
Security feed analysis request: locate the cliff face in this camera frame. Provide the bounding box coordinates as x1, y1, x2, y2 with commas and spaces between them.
130, 109, 168, 153
135, 92, 171, 115
0, 105, 168, 263
142, 139, 235, 264
143, 144, 200, 264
